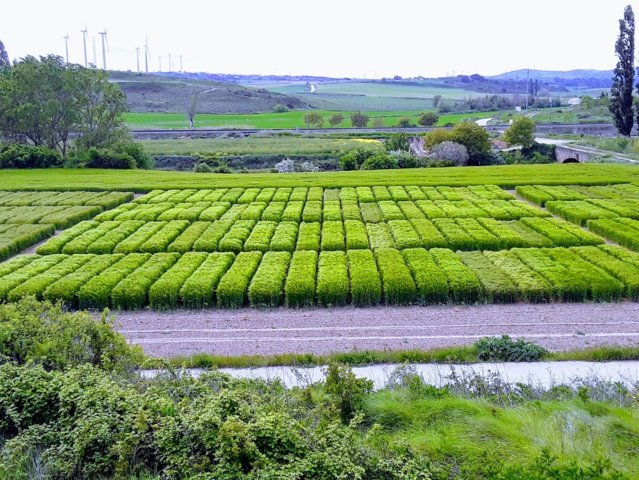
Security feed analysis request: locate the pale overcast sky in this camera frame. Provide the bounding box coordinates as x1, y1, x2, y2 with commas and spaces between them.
2, 0, 633, 77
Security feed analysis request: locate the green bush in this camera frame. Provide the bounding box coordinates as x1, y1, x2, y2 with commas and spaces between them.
0, 298, 142, 371
360, 152, 398, 170
385, 133, 410, 152
0, 144, 62, 168
84, 147, 136, 169
475, 335, 548, 362
339, 147, 375, 170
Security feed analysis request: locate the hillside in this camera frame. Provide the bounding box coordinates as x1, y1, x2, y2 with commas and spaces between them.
109, 71, 307, 114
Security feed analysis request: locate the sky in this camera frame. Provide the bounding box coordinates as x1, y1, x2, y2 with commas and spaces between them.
1, 0, 633, 78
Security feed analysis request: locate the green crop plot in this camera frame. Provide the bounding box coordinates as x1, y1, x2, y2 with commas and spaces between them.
1, 178, 638, 310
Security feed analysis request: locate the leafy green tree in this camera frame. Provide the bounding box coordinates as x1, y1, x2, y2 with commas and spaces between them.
304, 112, 324, 128
350, 111, 369, 128
610, 5, 635, 136
385, 132, 410, 152
503, 116, 536, 149
360, 152, 398, 170
450, 122, 492, 165
328, 114, 344, 127
418, 111, 439, 126
0, 55, 129, 155
397, 117, 413, 128
423, 128, 455, 149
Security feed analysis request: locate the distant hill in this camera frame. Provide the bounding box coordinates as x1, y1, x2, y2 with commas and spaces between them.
491, 69, 612, 82
110, 71, 307, 114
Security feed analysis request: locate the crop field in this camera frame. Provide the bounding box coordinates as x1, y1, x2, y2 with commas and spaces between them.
139, 137, 383, 156
516, 183, 639, 250
2, 180, 639, 310
0, 191, 133, 261
125, 110, 493, 130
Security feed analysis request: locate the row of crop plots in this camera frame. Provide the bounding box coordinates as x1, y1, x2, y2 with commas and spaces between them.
1, 184, 639, 310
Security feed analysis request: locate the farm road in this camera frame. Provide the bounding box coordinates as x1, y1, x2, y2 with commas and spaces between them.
114, 303, 639, 358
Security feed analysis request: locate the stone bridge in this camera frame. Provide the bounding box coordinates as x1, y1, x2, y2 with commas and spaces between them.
555, 145, 592, 163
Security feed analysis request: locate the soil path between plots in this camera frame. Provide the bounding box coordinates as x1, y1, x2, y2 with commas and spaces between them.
112, 303, 639, 358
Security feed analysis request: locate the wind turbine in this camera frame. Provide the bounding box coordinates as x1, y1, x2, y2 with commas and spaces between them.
98, 29, 108, 70
63, 34, 69, 63
158, 56, 162, 72
92, 35, 97, 67
180, 54, 183, 72
144, 36, 150, 73
80, 26, 88, 67
135, 47, 140, 73
168, 53, 172, 72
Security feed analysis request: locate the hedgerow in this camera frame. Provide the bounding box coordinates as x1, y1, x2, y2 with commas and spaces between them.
0, 255, 68, 300
545, 200, 619, 225
179, 252, 235, 308
216, 251, 263, 308
347, 249, 381, 306
248, 251, 291, 307
61, 221, 121, 254
285, 250, 318, 307
375, 248, 417, 305
316, 251, 349, 307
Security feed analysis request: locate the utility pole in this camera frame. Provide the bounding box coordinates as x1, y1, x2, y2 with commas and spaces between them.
63, 34, 69, 63
80, 27, 88, 67
525, 69, 530, 112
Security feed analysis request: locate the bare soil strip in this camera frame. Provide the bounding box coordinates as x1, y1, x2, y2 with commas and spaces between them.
113, 303, 639, 357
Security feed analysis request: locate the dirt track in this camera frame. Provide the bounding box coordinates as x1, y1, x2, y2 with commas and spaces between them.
113, 303, 639, 358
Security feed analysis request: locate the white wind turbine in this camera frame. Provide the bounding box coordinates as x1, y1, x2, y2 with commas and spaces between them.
80, 26, 88, 67
98, 29, 109, 70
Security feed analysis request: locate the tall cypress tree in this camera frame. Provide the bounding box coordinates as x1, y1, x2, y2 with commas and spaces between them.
610, 5, 635, 137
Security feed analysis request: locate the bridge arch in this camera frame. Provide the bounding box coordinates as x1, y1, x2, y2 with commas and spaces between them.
562, 158, 580, 164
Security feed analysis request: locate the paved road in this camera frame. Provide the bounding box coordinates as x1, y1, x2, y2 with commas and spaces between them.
114, 303, 639, 358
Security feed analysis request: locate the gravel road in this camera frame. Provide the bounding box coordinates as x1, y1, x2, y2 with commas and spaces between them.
113, 303, 639, 358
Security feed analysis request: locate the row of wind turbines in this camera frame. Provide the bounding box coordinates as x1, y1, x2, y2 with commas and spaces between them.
62, 28, 183, 73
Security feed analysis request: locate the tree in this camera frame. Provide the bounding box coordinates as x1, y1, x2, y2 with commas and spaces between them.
418, 112, 439, 126
432, 95, 442, 108
187, 92, 199, 129
610, 5, 635, 136
423, 128, 455, 149
329, 114, 344, 127
449, 122, 491, 165
0, 40, 9, 68
0, 55, 128, 155
503, 116, 536, 149
397, 117, 413, 128
304, 112, 324, 128
430, 141, 469, 166
350, 111, 369, 128
385, 133, 410, 152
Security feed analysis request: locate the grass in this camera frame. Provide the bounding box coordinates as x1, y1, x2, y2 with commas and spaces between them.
150, 344, 639, 369
139, 136, 383, 156
125, 110, 494, 130
2, 164, 638, 192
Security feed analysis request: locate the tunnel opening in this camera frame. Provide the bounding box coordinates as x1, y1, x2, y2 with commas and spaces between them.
562, 158, 580, 164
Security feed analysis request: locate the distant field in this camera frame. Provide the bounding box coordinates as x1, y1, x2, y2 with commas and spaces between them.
125, 110, 494, 130
267, 81, 487, 99
2, 164, 637, 192
494, 106, 612, 125
139, 137, 383, 156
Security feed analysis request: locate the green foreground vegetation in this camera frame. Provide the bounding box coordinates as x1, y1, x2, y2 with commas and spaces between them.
2, 164, 639, 192
0, 299, 637, 479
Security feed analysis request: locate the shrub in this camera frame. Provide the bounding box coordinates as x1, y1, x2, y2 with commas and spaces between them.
350, 111, 369, 128
475, 335, 548, 362
193, 162, 213, 173
275, 158, 295, 173
423, 128, 455, 149
390, 150, 418, 168
285, 250, 318, 307
328, 114, 344, 127
339, 147, 374, 170
418, 111, 439, 126
0, 298, 142, 371
0, 144, 62, 168
360, 152, 398, 170
385, 133, 410, 152
430, 141, 469, 166
397, 117, 413, 128
272, 103, 289, 113
117, 140, 153, 169
84, 147, 136, 169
